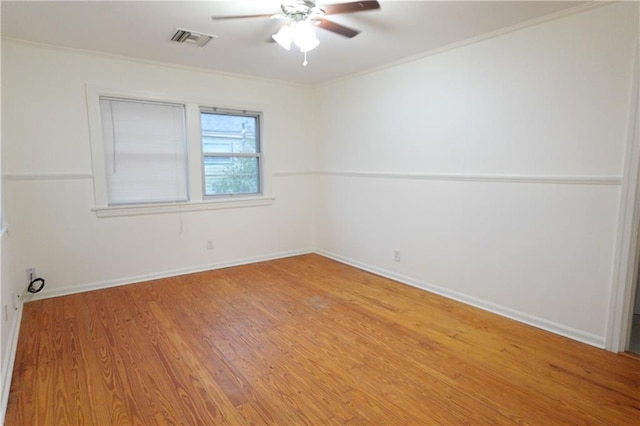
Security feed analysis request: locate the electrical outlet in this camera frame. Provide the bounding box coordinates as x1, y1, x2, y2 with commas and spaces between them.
26, 268, 36, 284
393, 250, 401, 262
206, 240, 215, 250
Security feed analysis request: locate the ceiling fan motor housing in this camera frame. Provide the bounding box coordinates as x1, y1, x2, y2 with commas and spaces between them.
281, 0, 324, 20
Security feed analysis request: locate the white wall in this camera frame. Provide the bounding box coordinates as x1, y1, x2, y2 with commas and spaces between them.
315, 3, 638, 347
1, 41, 318, 300
1, 52, 22, 421
1, 81, 11, 423
0, 222, 19, 424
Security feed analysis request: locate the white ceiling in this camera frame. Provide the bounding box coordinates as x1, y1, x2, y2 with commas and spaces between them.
1, 0, 589, 85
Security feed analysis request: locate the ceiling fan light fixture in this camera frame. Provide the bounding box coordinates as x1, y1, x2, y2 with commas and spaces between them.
272, 25, 293, 50
293, 20, 319, 52
299, 37, 319, 53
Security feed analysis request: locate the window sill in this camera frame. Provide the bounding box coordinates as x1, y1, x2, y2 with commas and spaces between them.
92, 196, 275, 218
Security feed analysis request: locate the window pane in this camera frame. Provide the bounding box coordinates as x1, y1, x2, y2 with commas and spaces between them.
201, 109, 261, 198
204, 157, 259, 196
202, 136, 234, 154
201, 112, 258, 154
204, 156, 232, 167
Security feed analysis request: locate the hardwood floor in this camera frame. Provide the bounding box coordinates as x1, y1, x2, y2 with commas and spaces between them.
6, 254, 640, 424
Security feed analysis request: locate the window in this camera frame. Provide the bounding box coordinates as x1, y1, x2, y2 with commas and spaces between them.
201, 109, 261, 197
99, 97, 188, 205
87, 86, 272, 217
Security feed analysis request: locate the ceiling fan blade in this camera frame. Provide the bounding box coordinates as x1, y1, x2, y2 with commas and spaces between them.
315, 18, 360, 38
211, 13, 274, 20
320, 1, 381, 16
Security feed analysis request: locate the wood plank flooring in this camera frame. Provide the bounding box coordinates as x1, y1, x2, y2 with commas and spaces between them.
6, 254, 640, 424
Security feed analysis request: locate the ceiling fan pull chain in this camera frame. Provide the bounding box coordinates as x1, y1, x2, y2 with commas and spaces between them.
303, 51, 308, 67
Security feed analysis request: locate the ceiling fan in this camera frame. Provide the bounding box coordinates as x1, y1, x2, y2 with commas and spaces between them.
211, 0, 381, 66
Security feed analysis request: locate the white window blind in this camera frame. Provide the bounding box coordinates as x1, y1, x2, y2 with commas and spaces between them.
99, 97, 188, 205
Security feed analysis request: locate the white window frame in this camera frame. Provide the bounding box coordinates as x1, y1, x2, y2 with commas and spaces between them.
86, 85, 273, 217
200, 107, 263, 199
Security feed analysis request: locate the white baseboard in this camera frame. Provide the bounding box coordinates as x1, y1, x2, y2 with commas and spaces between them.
1, 300, 23, 425
316, 249, 606, 349
26, 249, 314, 302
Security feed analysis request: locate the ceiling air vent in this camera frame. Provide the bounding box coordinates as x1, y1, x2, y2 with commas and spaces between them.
170, 28, 217, 47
